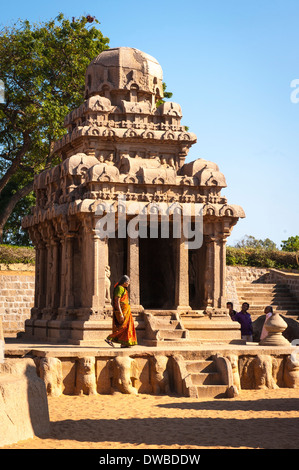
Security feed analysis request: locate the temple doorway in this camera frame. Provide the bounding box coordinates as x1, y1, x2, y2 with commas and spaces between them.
139, 235, 176, 309
188, 243, 206, 310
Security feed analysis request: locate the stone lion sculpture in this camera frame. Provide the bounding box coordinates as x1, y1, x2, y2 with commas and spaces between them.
75, 356, 97, 395
150, 354, 170, 395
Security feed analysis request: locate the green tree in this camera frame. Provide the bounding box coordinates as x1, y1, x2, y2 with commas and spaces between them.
0, 13, 110, 242
281, 235, 299, 252
156, 82, 173, 107
234, 235, 277, 251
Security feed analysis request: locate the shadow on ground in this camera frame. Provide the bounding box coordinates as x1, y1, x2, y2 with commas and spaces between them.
48, 409, 299, 449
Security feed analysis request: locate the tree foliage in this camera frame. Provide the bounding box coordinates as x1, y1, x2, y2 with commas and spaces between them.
234, 234, 278, 251
0, 13, 110, 242
281, 235, 299, 252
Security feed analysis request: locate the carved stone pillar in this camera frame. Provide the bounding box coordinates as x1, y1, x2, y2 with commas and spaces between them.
175, 233, 190, 311
204, 233, 221, 309
51, 238, 60, 310
219, 233, 228, 309
38, 236, 47, 312
204, 228, 229, 312
127, 236, 142, 311
57, 217, 77, 318
28, 227, 42, 319
65, 233, 75, 309
59, 236, 67, 311
91, 231, 108, 313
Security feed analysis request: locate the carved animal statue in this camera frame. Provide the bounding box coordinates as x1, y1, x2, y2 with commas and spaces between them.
38, 357, 63, 397
284, 352, 299, 388
150, 355, 170, 395
253, 355, 279, 390
75, 357, 97, 395
226, 354, 241, 390
110, 356, 139, 395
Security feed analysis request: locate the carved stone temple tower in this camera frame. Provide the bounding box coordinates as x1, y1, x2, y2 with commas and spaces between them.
22, 47, 245, 344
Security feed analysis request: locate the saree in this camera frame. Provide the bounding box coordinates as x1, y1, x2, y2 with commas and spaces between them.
106, 284, 137, 347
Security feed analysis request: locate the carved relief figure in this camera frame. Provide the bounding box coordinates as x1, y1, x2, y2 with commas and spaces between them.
105, 265, 111, 303
284, 352, 299, 388
106, 152, 115, 165
253, 355, 279, 390
150, 354, 170, 395
226, 354, 241, 390
75, 356, 97, 395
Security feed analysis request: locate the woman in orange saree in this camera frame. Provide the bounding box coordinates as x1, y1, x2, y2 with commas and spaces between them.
105, 275, 137, 348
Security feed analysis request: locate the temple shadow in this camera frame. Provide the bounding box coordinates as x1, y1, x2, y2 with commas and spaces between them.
49, 415, 299, 448
157, 398, 299, 412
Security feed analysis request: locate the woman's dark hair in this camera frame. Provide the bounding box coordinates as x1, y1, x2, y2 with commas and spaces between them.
118, 275, 130, 285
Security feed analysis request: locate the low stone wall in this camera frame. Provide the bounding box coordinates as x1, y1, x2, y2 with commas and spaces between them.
10, 348, 298, 398
0, 265, 35, 334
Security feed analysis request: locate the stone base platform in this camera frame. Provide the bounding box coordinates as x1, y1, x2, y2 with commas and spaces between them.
23, 310, 242, 346
4, 337, 298, 399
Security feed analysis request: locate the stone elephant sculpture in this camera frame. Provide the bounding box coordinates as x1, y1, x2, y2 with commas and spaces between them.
109, 356, 139, 395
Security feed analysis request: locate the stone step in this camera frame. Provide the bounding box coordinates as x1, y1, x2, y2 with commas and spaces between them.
243, 304, 299, 311
141, 338, 193, 347
158, 329, 187, 340
185, 359, 215, 373
237, 291, 291, 296
144, 310, 178, 316
243, 303, 299, 310
147, 320, 182, 329
236, 284, 288, 290
237, 282, 288, 286
195, 384, 228, 398
238, 291, 293, 297
235, 280, 299, 320
191, 372, 222, 385
185, 358, 227, 396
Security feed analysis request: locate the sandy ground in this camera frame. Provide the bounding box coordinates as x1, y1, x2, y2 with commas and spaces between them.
2, 388, 299, 450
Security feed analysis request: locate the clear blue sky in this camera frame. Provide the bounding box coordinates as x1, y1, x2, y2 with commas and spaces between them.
1, 0, 299, 247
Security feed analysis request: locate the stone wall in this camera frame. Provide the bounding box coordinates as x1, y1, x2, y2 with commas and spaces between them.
0, 265, 35, 334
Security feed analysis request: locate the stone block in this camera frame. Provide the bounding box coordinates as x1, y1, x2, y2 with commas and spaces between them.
0, 358, 50, 447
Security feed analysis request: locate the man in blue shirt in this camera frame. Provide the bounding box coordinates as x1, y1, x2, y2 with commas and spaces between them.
233, 302, 253, 342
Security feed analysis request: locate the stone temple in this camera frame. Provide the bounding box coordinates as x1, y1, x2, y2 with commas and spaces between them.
22, 47, 245, 345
